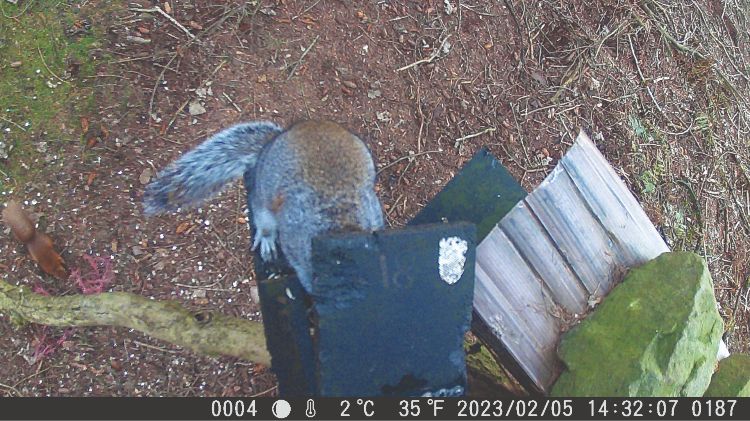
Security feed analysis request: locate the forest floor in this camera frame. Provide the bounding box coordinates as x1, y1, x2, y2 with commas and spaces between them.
1, 0, 749, 396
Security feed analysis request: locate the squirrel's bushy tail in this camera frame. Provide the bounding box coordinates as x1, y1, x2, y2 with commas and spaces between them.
144, 121, 283, 215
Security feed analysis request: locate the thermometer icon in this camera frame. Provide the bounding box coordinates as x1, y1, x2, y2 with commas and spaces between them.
305, 399, 316, 417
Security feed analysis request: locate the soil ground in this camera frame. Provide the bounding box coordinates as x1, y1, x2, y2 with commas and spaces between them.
1, 0, 749, 396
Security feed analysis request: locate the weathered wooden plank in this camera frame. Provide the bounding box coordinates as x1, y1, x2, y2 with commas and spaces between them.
574, 132, 662, 233
561, 134, 669, 264
524, 166, 621, 296
476, 227, 560, 356
474, 264, 558, 391
498, 202, 589, 314
472, 131, 672, 394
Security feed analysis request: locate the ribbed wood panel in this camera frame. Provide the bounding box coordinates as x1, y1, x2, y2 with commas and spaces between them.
474, 131, 669, 393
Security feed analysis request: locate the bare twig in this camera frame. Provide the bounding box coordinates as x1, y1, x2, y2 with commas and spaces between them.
627, 34, 665, 116
292, 0, 322, 20
0, 382, 21, 396
0, 115, 26, 132
37, 47, 68, 85
130, 6, 196, 40
378, 150, 443, 174
454, 127, 497, 148
251, 385, 278, 397
164, 60, 226, 133
149, 53, 179, 120
396, 34, 452, 72
639, 2, 706, 60
222, 92, 242, 112
165, 98, 190, 134
287, 35, 320, 80
0, 0, 33, 20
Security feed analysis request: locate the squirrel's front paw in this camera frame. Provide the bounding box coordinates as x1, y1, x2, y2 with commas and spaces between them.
252, 228, 277, 261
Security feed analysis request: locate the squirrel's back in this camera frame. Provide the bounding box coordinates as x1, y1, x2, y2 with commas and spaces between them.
278, 120, 374, 196
145, 119, 384, 292
252, 120, 381, 231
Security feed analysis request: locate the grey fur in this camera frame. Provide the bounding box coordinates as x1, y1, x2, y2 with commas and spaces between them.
143, 120, 384, 293
143, 121, 283, 215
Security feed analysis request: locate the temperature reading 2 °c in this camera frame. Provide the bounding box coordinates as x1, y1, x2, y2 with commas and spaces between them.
340, 399, 375, 417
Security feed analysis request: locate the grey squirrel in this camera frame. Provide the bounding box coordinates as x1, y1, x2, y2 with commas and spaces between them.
144, 120, 385, 292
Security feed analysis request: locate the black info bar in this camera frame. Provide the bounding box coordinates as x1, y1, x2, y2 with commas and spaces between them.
0, 397, 746, 420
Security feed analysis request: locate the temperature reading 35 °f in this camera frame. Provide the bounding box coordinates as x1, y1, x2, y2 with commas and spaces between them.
398, 399, 445, 417
340, 399, 375, 417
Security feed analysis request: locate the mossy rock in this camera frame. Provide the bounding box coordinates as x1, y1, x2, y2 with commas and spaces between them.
551, 252, 723, 397
704, 354, 750, 397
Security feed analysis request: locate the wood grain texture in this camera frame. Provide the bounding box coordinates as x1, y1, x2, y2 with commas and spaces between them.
474, 131, 669, 393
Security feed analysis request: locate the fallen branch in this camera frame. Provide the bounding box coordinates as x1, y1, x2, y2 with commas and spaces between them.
377, 149, 443, 175
287, 35, 320, 80
0, 115, 27, 132
0, 279, 270, 366
37, 46, 69, 85
626, 33, 665, 117
454, 127, 496, 148
130, 6, 196, 40
396, 34, 452, 72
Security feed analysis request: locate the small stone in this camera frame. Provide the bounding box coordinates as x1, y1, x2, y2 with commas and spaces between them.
342, 80, 357, 89
10, 61, 22, 68
376, 111, 391, 122
139, 168, 152, 185
444, 0, 455, 15
367, 89, 381, 99
188, 101, 206, 115
126, 35, 151, 44
259, 7, 276, 16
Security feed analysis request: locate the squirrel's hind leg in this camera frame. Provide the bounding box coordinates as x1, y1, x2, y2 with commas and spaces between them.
251, 207, 278, 261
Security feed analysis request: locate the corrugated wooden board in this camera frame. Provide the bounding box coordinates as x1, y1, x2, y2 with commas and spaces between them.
473, 131, 669, 393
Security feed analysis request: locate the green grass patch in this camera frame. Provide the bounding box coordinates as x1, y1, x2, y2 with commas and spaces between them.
0, 1, 106, 193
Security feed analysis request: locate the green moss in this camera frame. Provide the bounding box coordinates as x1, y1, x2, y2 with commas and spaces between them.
0, 1, 109, 193
465, 339, 524, 397
551, 252, 724, 397
705, 354, 750, 397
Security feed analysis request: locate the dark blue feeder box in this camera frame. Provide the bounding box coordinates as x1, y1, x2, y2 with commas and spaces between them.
312, 223, 475, 396
244, 147, 525, 397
